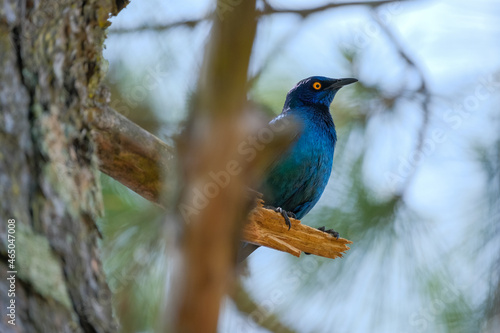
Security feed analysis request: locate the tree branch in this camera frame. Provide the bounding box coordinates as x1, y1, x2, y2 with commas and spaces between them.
86, 105, 175, 205
87, 105, 351, 259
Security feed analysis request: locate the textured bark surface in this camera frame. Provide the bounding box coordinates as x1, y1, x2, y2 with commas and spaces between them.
87, 105, 176, 204
0, 0, 122, 332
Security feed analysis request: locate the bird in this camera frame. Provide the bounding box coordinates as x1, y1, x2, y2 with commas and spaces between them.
238, 76, 357, 261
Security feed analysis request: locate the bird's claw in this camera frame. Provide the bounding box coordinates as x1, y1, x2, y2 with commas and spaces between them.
304, 226, 340, 255
264, 205, 294, 230
318, 226, 339, 239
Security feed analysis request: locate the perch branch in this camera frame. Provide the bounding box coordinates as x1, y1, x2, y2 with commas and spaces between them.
244, 200, 352, 259
87, 105, 351, 259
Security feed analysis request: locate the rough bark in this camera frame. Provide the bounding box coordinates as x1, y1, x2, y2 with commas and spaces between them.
0, 0, 121, 332
87, 105, 176, 205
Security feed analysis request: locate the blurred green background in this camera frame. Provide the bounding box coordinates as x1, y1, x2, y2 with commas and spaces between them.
99, 1, 500, 332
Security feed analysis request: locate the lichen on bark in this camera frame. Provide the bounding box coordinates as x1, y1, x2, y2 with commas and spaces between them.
0, 0, 121, 332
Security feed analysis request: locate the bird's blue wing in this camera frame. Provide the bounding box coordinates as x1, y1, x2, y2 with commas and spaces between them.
260, 144, 332, 219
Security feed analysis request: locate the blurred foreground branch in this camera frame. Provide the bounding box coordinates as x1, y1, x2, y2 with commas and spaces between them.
172, 0, 260, 329
87, 105, 351, 258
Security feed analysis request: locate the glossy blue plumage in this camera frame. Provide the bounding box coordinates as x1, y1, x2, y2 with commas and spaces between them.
260, 76, 357, 219
237, 76, 356, 261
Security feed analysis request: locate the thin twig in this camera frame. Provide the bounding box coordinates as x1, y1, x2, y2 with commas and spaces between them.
109, 18, 203, 34
247, 25, 302, 90
108, 0, 407, 34
261, 0, 408, 17
231, 280, 298, 333
173, 1, 259, 331
372, 13, 432, 197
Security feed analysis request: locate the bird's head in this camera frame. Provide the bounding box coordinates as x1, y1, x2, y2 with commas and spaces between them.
284, 76, 357, 109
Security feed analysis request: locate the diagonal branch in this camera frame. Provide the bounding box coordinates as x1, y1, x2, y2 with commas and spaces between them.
231, 280, 298, 333
86, 104, 175, 205
86, 105, 351, 259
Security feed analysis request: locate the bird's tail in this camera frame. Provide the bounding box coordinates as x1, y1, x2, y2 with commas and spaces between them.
237, 242, 260, 263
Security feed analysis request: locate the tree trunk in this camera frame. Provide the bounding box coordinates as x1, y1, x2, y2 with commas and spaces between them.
0, 0, 120, 332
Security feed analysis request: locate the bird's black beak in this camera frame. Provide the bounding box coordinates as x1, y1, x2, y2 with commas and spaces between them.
328, 78, 358, 89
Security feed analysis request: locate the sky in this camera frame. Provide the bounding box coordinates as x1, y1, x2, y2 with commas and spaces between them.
104, 1, 500, 332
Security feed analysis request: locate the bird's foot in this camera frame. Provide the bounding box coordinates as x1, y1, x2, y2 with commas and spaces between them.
264, 205, 295, 230
304, 226, 340, 255
317, 226, 339, 239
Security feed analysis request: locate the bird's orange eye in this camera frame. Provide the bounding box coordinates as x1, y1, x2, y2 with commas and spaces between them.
313, 82, 322, 90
